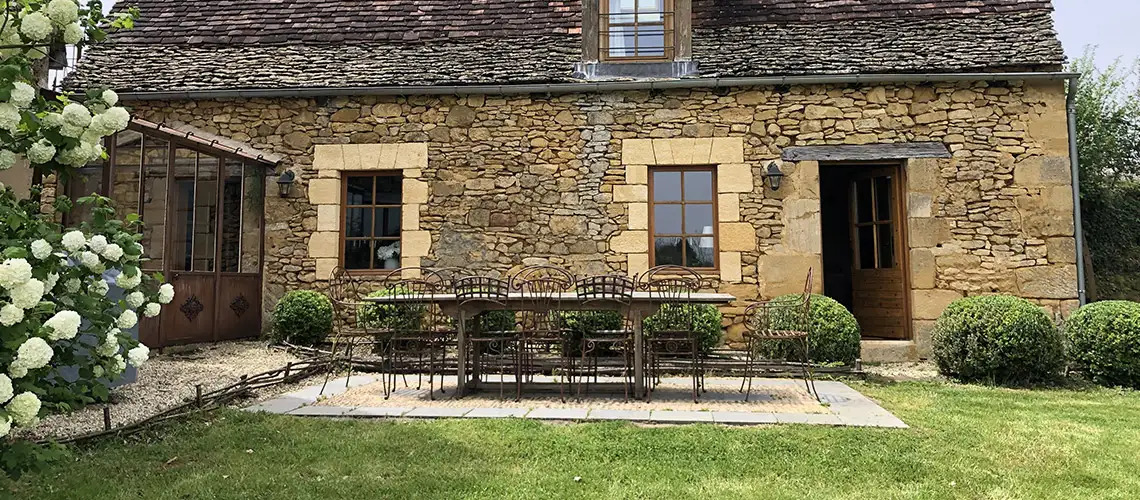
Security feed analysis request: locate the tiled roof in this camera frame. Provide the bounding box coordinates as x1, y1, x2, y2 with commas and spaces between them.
69, 0, 1066, 93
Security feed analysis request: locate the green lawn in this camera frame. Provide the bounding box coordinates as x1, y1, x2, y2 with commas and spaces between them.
9, 381, 1140, 499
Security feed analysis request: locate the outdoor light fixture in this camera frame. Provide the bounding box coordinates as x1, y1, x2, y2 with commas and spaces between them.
276, 170, 296, 197
762, 162, 784, 191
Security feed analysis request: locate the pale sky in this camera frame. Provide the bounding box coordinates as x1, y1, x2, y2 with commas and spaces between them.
97, 0, 1135, 70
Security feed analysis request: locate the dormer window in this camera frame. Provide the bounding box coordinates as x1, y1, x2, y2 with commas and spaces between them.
601, 0, 674, 61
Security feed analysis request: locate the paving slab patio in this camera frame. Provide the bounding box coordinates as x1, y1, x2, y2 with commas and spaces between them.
243, 375, 906, 428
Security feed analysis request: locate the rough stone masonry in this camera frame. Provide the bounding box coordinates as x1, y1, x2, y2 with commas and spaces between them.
128, 79, 1078, 356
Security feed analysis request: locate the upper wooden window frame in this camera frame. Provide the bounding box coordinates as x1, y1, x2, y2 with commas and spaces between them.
648, 165, 719, 271
339, 171, 403, 273
600, 0, 675, 61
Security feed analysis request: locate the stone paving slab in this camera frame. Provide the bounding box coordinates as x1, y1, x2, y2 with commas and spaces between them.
243, 377, 907, 429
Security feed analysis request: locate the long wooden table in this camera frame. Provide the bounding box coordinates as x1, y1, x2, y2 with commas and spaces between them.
362, 292, 736, 398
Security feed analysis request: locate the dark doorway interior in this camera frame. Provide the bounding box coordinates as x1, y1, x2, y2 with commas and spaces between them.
820, 167, 855, 310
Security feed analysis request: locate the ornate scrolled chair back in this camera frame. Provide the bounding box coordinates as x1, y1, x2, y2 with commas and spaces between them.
453, 275, 510, 307
744, 267, 814, 340
576, 274, 637, 333
376, 267, 446, 332
328, 266, 369, 333
511, 265, 574, 335
638, 265, 703, 333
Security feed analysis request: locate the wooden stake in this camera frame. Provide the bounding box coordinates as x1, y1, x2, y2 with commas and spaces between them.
102, 406, 111, 431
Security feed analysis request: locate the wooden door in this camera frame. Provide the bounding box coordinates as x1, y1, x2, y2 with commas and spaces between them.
849, 167, 909, 339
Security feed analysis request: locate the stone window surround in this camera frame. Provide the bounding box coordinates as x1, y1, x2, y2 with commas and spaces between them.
615, 137, 752, 283
308, 143, 430, 280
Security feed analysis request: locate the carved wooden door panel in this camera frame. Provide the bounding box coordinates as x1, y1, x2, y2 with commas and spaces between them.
849, 167, 909, 340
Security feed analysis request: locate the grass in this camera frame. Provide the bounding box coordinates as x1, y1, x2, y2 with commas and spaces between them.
8, 381, 1140, 499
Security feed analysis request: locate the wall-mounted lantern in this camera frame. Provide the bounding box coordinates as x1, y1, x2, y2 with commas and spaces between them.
762, 162, 784, 191
276, 170, 296, 197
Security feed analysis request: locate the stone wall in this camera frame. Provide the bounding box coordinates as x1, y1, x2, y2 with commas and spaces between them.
128, 80, 1078, 354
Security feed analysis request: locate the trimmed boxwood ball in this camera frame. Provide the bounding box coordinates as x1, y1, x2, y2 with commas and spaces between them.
932, 295, 1063, 385
270, 290, 334, 346
757, 294, 862, 365
1065, 301, 1140, 388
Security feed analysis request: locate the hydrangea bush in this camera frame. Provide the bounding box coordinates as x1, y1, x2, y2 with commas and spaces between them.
2, 0, 148, 477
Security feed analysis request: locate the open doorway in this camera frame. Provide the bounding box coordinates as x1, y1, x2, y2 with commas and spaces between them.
819, 164, 910, 340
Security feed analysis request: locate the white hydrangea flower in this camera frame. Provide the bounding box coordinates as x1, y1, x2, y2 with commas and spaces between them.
56, 143, 90, 166
97, 330, 120, 357
14, 337, 53, 371
62, 230, 86, 252
0, 374, 11, 404
125, 291, 145, 309
102, 243, 123, 261
80, 127, 102, 145
46, 0, 80, 26
102, 89, 119, 107
62, 22, 83, 44
0, 416, 10, 438
42, 112, 63, 129
87, 235, 108, 253
26, 139, 56, 164
116, 309, 138, 329
127, 344, 149, 367
79, 250, 101, 270
143, 303, 161, 318
0, 103, 19, 132
30, 239, 52, 259
90, 107, 130, 136
110, 354, 126, 375
6, 392, 41, 426
0, 303, 23, 326
158, 283, 175, 304
89, 279, 109, 297
0, 258, 33, 288
44, 272, 59, 291
64, 277, 80, 293
18, 12, 53, 42
10, 278, 45, 309
61, 102, 92, 128
45, 310, 81, 340
0, 149, 14, 170
8, 364, 27, 379
116, 272, 141, 290
9, 81, 35, 109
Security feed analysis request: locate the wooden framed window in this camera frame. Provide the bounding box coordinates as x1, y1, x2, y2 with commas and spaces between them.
341, 172, 402, 271
649, 166, 717, 269
851, 169, 899, 270
601, 0, 674, 60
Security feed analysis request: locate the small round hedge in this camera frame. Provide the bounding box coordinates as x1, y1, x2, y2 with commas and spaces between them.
932, 295, 1063, 385
270, 290, 333, 346
1065, 300, 1140, 388
757, 294, 862, 365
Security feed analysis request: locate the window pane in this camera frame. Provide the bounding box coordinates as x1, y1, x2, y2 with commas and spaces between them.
638, 0, 664, 12
855, 179, 873, 224
346, 176, 373, 205
239, 165, 262, 273
858, 225, 876, 269
65, 165, 103, 225
193, 154, 219, 272
344, 240, 371, 270
110, 130, 141, 216
683, 170, 712, 201
637, 12, 663, 23
877, 224, 895, 269
376, 175, 401, 204
345, 208, 372, 238
653, 237, 683, 266
375, 207, 401, 237
219, 161, 243, 273
637, 27, 666, 56
652, 171, 681, 201
653, 204, 682, 234
607, 25, 637, 58
141, 138, 168, 271
686, 237, 715, 268
875, 176, 893, 222
684, 204, 714, 234
170, 147, 198, 271
375, 240, 401, 269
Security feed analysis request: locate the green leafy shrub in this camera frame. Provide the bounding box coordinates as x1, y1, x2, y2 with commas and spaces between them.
1065, 300, 1140, 388
270, 290, 333, 345
560, 311, 625, 356
644, 304, 723, 354
756, 294, 861, 365
932, 295, 1064, 385
358, 287, 416, 330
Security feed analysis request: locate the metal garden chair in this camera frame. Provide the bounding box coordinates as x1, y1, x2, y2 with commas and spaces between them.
574, 274, 637, 400
510, 264, 576, 402
377, 267, 451, 400
638, 265, 706, 403
323, 266, 380, 395
741, 268, 818, 401
453, 275, 518, 400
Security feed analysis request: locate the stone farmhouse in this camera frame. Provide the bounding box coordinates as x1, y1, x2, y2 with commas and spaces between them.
63, 0, 1081, 361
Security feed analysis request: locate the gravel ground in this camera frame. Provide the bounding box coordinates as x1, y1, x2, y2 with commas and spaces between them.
19, 341, 314, 441
864, 361, 944, 382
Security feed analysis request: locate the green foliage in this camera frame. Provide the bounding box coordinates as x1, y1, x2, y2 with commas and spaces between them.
643, 304, 723, 354
1084, 182, 1140, 300
1065, 300, 1140, 388
757, 294, 862, 365
559, 310, 624, 356
270, 290, 333, 346
932, 295, 1064, 385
